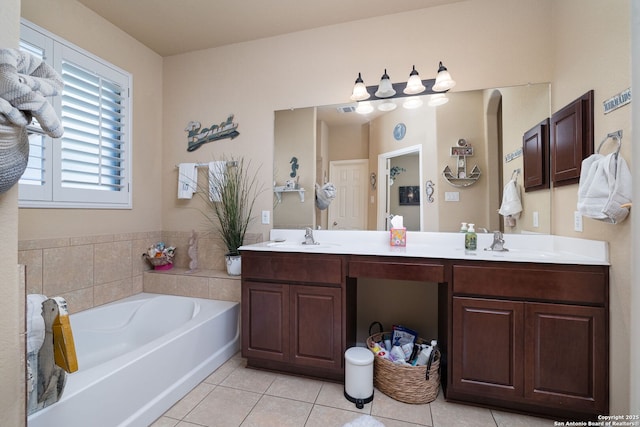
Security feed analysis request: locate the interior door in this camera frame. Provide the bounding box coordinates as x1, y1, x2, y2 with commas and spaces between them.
327, 159, 368, 230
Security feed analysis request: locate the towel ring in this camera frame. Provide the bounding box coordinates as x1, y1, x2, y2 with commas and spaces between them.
596, 130, 622, 157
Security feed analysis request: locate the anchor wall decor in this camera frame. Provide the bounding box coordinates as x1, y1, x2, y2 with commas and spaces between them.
442, 138, 481, 187
184, 114, 240, 151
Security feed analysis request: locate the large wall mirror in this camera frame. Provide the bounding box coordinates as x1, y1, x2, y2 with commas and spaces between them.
273, 83, 551, 234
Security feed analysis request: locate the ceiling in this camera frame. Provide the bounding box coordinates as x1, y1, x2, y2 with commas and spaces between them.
76, 0, 465, 57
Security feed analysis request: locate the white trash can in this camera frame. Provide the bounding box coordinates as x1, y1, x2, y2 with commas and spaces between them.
344, 347, 374, 408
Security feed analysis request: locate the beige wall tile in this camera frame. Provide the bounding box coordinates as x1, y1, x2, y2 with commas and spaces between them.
70, 234, 114, 246
94, 277, 134, 306
209, 277, 241, 302
43, 245, 93, 295
19, 237, 70, 251
94, 240, 132, 285
132, 274, 144, 294
18, 249, 43, 295
143, 271, 178, 295
59, 287, 94, 314
177, 275, 209, 298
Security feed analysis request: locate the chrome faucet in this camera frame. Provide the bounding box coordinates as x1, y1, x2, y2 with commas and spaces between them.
303, 227, 318, 245
486, 231, 508, 252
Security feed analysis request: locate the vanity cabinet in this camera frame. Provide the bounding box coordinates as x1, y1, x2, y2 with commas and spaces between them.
449, 262, 608, 419
241, 251, 353, 381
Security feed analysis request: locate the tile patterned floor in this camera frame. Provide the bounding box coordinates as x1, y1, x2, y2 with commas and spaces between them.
151, 353, 555, 427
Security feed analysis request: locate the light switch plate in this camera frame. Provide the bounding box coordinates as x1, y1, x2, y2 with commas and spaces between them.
261, 210, 270, 225
533, 211, 539, 228
445, 192, 459, 202
574, 211, 583, 232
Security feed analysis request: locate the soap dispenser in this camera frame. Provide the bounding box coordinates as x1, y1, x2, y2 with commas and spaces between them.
459, 222, 468, 233
465, 223, 477, 250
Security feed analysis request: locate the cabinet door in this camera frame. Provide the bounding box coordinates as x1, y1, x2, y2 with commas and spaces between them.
550, 90, 594, 186
523, 118, 550, 192
524, 302, 607, 414
290, 285, 342, 371
452, 297, 524, 398
242, 281, 289, 362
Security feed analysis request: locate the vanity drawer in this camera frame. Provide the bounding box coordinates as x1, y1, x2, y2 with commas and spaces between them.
348, 256, 445, 282
242, 252, 344, 285
452, 263, 608, 305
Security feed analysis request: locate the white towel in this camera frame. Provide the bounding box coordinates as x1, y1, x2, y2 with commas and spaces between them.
498, 179, 522, 218
208, 161, 226, 202
177, 163, 198, 199
577, 153, 632, 223
26, 294, 47, 355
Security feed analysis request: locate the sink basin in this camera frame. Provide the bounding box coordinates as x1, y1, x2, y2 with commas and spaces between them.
266, 241, 340, 250
486, 248, 555, 260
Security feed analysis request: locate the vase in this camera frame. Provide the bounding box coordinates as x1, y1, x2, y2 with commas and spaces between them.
225, 254, 241, 276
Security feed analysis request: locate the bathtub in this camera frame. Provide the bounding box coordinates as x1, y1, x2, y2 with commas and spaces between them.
28, 293, 240, 427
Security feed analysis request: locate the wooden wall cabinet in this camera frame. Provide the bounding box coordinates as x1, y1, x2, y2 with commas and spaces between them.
523, 118, 550, 192
550, 90, 594, 186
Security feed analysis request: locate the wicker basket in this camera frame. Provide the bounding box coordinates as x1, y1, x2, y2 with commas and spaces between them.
142, 253, 174, 268
366, 331, 440, 404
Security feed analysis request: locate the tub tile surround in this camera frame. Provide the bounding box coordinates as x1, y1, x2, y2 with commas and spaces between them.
152, 352, 555, 427
18, 231, 262, 312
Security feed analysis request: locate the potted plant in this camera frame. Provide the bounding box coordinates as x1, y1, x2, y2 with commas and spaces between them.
203, 155, 262, 275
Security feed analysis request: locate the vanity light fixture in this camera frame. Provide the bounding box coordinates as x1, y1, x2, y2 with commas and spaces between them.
349, 61, 455, 104
350, 73, 370, 101
428, 93, 449, 107
432, 61, 456, 92
402, 97, 424, 109
378, 100, 397, 111
355, 101, 374, 115
403, 65, 426, 95
375, 69, 396, 98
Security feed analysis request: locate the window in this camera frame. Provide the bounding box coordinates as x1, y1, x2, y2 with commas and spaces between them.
18, 20, 132, 208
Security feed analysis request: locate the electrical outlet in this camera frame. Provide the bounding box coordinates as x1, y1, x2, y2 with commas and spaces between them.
261, 210, 270, 225
533, 211, 539, 228
574, 211, 583, 232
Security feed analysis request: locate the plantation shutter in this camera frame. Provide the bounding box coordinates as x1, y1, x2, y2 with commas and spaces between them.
59, 60, 126, 192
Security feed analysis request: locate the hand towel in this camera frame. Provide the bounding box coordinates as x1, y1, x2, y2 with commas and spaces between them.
208, 161, 226, 202
26, 294, 47, 355
498, 179, 522, 218
177, 163, 198, 199
315, 182, 336, 210
577, 153, 632, 223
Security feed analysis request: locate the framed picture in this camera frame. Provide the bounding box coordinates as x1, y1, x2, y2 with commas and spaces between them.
399, 186, 420, 205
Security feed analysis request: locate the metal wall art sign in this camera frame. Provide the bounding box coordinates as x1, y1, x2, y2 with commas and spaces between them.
603, 88, 631, 114
185, 114, 240, 151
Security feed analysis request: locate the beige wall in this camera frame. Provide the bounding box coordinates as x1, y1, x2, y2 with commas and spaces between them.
20, 0, 164, 240
1, 0, 24, 425
5, 0, 633, 417
273, 107, 316, 228
550, 0, 632, 412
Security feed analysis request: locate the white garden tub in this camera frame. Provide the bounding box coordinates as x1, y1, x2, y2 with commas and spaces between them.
28, 293, 240, 427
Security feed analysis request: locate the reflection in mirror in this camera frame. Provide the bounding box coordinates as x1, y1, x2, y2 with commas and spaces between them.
273, 83, 551, 234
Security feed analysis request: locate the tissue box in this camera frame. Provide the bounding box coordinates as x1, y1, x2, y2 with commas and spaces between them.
390, 228, 406, 246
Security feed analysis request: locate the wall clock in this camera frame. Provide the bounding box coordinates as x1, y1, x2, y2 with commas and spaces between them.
393, 123, 406, 141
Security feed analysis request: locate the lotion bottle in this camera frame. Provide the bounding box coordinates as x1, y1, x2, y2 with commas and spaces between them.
465, 223, 477, 250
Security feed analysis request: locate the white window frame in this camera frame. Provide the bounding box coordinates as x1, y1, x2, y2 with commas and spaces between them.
18, 19, 132, 209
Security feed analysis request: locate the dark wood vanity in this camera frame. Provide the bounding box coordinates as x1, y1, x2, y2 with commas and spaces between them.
241, 250, 609, 420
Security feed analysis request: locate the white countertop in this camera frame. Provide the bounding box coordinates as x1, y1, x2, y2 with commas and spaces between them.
239, 230, 609, 266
